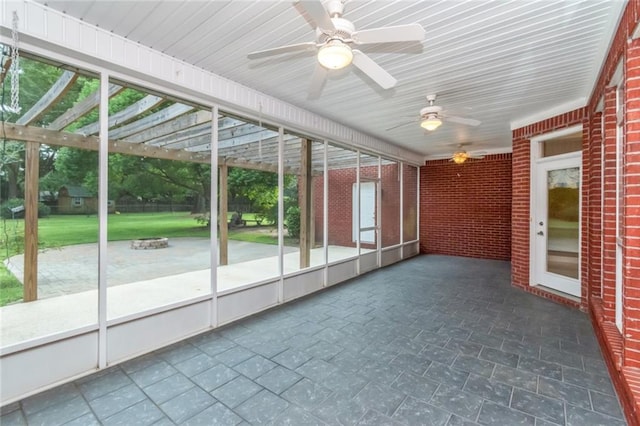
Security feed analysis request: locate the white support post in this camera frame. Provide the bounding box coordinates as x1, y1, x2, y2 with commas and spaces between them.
98, 71, 109, 368
323, 140, 329, 287
210, 105, 219, 328
356, 151, 361, 275
400, 162, 404, 258
277, 127, 284, 303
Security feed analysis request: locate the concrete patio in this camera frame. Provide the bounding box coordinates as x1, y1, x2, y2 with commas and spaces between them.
0, 255, 626, 425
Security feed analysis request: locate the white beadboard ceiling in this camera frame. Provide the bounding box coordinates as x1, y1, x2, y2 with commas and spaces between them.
34, 0, 625, 160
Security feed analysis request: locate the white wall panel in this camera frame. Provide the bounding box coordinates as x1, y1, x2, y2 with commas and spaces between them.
381, 247, 402, 267
283, 269, 324, 302
359, 252, 378, 274
217, 282, 278, 325
403, 242, 420, 258
107, 302, 210, 364
0, 333, 98, 403
327, 260, 357, 286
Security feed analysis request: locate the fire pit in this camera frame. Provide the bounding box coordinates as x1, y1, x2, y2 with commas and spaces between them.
131, 237, 169, 250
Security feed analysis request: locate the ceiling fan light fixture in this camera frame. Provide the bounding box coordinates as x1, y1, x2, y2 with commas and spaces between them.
318, 39, 353, 70
420, 115, 442, 131
452, 151, 469, 164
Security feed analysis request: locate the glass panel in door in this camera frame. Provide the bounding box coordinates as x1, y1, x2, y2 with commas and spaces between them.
546, 167, 580, 279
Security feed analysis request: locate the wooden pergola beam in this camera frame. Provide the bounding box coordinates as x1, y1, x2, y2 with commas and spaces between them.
109, 103, 193, 139
76, 94, 164, 136
17, 70, 78, 126
48, 83, 124, 131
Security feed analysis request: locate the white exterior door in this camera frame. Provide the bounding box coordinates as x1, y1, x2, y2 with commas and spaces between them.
353, 181, 376, 244
533, 153, 581, 297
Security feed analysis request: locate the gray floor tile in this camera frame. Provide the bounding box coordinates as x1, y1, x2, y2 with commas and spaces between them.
212, 375, 263, 408
501, 340, 540, 359
233, 355, 277, 379
562, 367, 615, 395
21, 383, 80, 416
78, 369, 132, 401
510, 388, 565, 425
467, 332, 503, 349
590, 389, 624, 419
390, 352, 433, 375
491, 364, 538, 392
158, 342, 203, 365
296, 358, 339, 382
391, 371, 439, 402
453, 355, 496, 378
281, 378, 332, 409
357, 409, 405, 425
463, 374, 512, 406
391, 396, 450, 426
304, 340, 344, 360
447, 414, 480, 425
143, 373, 195, 405
1, 409, 27, 426
420, 344, 459, 366
195, 337, 237, 357
272, 348, 312, 370
477, 401, 535, 426
269, 405, 327, 426
63, 412, 101, 425
479, 347, 519, 368
430, 383, 483, 421
121, 355, 163, 375
88, 383, 147, 420
425, 362, 470, 389
234, 389, 289, 424
214, 346, 256, 367
181, 402, 243, 425
565, 403, 627, 426
255, 365, 302, 395
516, 356, 562, 380
539, 346, 583, 370
129, 361, 178, 388
159, 387, 216, 424
173, 353, 218, 377
102, 399, 164, 426
538, 376, 590, 409
192, 364, 239, 392
313, 392, 369, 425
327, 350, 364, 374
353, 382, 406, 416
321, 370, 369, 397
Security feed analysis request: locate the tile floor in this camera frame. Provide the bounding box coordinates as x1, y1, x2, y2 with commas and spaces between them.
0, 255, 627, 425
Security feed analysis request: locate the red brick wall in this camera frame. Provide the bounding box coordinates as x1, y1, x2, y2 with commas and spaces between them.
419, 154, 512, 260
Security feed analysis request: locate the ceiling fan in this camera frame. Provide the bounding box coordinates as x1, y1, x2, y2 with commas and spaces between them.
449, 144, 485, 164
247, 0, 425, 97
387, 94, 481, 131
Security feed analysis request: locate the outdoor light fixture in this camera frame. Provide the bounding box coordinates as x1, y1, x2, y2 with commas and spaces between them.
318, 39, 353, 70
420, 115, 442, 131
452, 151, 469, 164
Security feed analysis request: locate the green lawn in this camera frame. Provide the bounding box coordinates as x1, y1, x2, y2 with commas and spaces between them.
0, 212, 291, 306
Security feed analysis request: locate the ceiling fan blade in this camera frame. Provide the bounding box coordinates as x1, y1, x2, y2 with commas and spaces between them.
248, 42, 317, 59
352, 23, 426, 44
308, 63, 328, 99
352, 50, 397, 90
294, 1, 335, 30
385, 120, 416, 131
444, 115, 481, 126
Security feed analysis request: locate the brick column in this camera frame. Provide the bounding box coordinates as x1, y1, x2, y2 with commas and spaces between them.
624, 38, 640, 368
511, 131, 530, 289
602, 85, 619, 321
588, 111, 604, 299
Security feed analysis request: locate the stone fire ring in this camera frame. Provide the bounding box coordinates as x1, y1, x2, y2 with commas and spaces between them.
131, 237, 169, 250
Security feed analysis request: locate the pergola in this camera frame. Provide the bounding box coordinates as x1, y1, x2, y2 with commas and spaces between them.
1, 58, 381, 302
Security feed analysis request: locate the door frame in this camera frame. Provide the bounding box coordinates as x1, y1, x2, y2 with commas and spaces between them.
529, 125, 583, 298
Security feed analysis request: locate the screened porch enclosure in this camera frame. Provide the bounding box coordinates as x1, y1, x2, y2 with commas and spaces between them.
0, 52, 419, 402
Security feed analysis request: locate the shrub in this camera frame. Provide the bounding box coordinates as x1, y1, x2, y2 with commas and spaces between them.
286, 206, 300, 239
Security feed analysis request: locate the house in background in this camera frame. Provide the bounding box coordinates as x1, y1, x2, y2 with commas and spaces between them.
57, 185, 97, 214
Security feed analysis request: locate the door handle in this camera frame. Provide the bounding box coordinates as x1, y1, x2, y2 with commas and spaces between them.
537, 231, 544, 236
